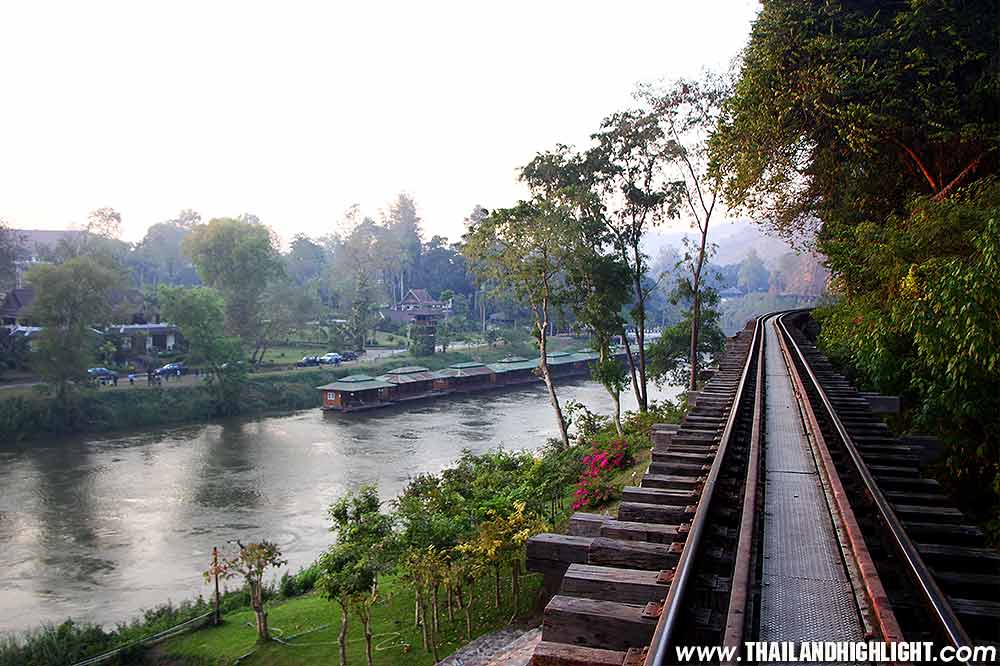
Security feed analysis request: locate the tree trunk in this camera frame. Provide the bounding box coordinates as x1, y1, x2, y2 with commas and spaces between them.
689, 225, 709, 391
611, 390, 623, 437
255, 608, 269, 642
416, 588, 428, 650
632, 249, 648, 412
464, 580, 474, 639
621, 333, 642, 405
338, 603, 349, 666
432, 584, 440, 639
494, 564, 501, 608
512, 559, 521, 615
446, 581, 454, 622
537, 307, 569, 449
363, 612, 374, 666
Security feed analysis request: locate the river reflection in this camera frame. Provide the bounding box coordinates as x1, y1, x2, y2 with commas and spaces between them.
0, 378, 680, 634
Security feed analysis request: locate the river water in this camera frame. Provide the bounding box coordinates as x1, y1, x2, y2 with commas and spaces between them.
0, 378, 681, 635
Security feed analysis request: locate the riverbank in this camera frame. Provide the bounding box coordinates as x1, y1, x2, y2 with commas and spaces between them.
0, 397, 679, 666
157, 419, 663, 666
0, 342, 567, 442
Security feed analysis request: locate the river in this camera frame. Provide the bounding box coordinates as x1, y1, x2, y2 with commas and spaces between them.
0, 378, 681, 635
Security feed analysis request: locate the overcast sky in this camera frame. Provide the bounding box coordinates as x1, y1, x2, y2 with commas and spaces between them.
0, 1, 759, 245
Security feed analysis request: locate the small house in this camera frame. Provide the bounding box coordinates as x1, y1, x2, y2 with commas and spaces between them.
317, 374, 395, 412
433, 361, 494, 393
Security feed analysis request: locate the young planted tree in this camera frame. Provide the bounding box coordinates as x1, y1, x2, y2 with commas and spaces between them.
208, 540, 286, 642
640, 74, 728, 390
327, 486, 395, 666
317, 543, 373, 666
463, 198, 583, 449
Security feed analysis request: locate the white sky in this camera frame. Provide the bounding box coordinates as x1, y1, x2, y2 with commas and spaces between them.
0, 1, 760, 245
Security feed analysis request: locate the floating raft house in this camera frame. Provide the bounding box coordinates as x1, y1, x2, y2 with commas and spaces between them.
317, 374, 394, 412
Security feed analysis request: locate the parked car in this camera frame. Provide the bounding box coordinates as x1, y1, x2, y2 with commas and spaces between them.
339, 350, 359, 361
87, 367, 118, 380
319, 353, 342, 365
155, 362, 186, 376
296, 356, 321, 367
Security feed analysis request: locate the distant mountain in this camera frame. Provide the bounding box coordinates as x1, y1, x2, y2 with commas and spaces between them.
644, 220, 800, 268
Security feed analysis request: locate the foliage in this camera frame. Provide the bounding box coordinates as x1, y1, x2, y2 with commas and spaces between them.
183, 216, 285, 361
647, 283, 726, 386
711, 0, 999, 241
26, 256, 122, 400
464, 198, 591, 448
159, 286, 247, 415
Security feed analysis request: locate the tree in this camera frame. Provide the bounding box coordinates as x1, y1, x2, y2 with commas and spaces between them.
0, 220, 22, 292
318, 543, 373, 666
583, 107, 681, 410
711, 1, 999, 242
133, 213, 200, 287
737, 249, 768, 293
464, 198, 584, 449
711, 0, 1000, 518
327, 486, 395, 666
640, 74, 728, 391
565, 250, 632, 435
25, 257, 122, 399
647, 283, 726, 387
159, 286, 245, 414
285, 234, 329, 286
183, 217, 285, 361
208, 540, 286, 642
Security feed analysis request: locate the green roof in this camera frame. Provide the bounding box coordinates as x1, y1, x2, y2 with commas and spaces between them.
488, 359, 538, 373
317, 374, 394, 392
546, 352, 577, 365
449, 361, 486, 369
495, 356, 529, 363
386, 365, 431, 375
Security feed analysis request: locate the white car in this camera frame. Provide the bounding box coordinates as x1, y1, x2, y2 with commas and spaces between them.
319, 352, 342, 364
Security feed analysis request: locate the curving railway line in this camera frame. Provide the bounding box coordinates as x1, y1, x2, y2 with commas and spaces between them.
525, 311, 999, 665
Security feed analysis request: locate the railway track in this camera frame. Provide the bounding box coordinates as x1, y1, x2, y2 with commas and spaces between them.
524, 311, 999, 665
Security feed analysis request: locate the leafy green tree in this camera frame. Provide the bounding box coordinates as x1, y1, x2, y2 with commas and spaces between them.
285, 233, 329, 286
640, 74, 728, 390
648, 283, 725, 387
25, 257, 122, 399
464, 198, 585, 449
0, 220, 21, 292
207, 540, 286, 642
133, 212, 200, 287
159, 286, 246, 414
327, 486, 395, 666
183, 217, 285, 360
317, 543, 373, 666
712, 0, 999, 240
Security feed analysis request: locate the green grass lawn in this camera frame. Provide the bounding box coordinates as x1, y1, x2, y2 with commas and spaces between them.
161, 573, 543, 666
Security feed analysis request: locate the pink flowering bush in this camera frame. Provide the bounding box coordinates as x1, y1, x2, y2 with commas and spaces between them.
571, 439, 632, 510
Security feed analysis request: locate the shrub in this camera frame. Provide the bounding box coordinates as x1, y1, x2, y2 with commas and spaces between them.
572, 439, 632, 510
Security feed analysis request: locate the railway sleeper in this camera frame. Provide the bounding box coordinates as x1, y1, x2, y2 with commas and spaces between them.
917, 543, 1000, 573
530, 641, 629, 666
901, 520, 984, 545
618, 501, 697, 524
541, 595, 658, 651
560, 563, 672, 605
621, 486, 698, 506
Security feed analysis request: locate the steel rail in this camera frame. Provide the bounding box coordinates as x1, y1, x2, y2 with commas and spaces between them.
720, 312, 766, 660
645, 314, 767, 666
776, 311, 973, 655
